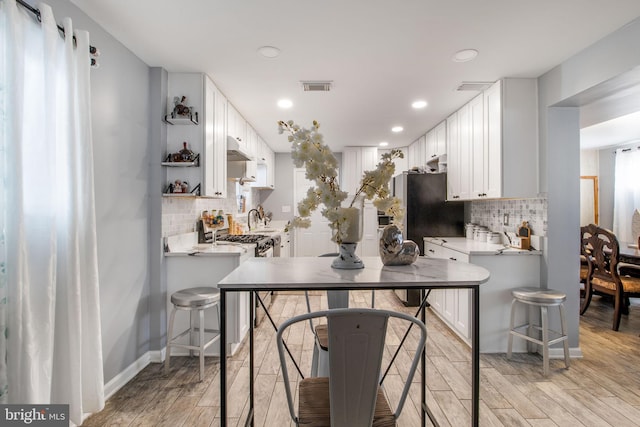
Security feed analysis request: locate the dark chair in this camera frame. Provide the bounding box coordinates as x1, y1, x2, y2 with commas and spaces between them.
580, 224, 640, 330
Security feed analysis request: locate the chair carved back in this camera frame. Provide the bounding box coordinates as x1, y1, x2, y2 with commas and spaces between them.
580, 224, 621, 287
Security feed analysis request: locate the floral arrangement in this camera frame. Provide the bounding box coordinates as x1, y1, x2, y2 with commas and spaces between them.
278, 120, 404, 244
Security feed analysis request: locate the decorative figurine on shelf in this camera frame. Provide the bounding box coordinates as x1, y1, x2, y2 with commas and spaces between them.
179, 141, 195, 162
379, 224, 419, 266
173, 96, 191, 117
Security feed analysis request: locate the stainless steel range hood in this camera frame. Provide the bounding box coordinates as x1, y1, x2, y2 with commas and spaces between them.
227, 136, 251, 161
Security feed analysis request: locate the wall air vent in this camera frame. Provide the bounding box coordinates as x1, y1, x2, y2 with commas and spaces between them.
456, 81, 494, 91
301, 80, 333, 92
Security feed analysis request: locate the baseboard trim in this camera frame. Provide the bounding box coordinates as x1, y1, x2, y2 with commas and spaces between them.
103, 352, 151, 400
549, 346, 583, 359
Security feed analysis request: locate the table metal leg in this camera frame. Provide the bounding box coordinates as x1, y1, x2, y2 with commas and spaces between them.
472, 285, 480, 427
220, 290, 227, 427
421, 289, 426, 427
247, 291, 255, 427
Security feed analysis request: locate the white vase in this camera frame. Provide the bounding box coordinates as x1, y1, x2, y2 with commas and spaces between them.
331, 199, 365, 269
331, 243, 364, 269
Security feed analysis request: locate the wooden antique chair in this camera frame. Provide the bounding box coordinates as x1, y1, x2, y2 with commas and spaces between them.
580, 224, 640, 330
277, 308, 426, 427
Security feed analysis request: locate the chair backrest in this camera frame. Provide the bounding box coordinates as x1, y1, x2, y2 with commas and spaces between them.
277, 308, 427, 427
580, 224, 622, 286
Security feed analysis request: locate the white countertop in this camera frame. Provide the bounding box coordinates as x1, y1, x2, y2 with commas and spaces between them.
218, 256, 490, 290
164, 232, 251, 257
424, 237, 542, 256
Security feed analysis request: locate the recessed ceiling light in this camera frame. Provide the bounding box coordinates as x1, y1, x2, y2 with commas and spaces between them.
277, 99, 293, 109
258, 45, 281, 58
412, 100, 428, 109
379, 141, 389, 147
391, 126, 403, 133
452, 49, 478, 63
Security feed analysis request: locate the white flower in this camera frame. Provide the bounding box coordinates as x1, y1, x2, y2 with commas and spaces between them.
278, 120, 404, 244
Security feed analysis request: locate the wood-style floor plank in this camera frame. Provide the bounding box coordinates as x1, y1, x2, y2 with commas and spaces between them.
83, 293, 640, 427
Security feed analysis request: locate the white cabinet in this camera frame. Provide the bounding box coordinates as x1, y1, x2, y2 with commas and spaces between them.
245, 124, 258, 160
446, 78, 538, 201
227, 102, 247, 150
166, 250, 254, 356
469, 93, 486, 199
256, 136, 268, 163
426, 121, 447, 160
252, 136, 275, 189
279, 231, 291, 257
203, 75, 227, 198
165, 73, 226, 198
424, 237, 542, 352
424, 242, 470, 341
341, 146, 378, 195
452, 102, 472, 200
407, 136, 425, 170
482, 78, 540, 199
446, 111, 461, 200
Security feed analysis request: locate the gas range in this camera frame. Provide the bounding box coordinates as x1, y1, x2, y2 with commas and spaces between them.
216, 233, 278, 256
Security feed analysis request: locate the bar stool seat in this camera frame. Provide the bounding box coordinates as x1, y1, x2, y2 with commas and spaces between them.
507, 286, 570, 376
165, 287, 221, 381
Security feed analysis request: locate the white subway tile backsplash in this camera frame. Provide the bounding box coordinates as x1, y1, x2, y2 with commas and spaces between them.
470, 197, 547, 236
162, 181, 258, 237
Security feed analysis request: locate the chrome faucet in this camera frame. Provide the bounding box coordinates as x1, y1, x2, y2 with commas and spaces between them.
247, 208, 262, 231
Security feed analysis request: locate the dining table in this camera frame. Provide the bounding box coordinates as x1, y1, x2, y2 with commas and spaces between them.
217, 256, 490, 427
619, 242, 640, 266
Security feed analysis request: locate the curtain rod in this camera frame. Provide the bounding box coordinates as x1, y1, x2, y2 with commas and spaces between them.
16, 0, 100, 67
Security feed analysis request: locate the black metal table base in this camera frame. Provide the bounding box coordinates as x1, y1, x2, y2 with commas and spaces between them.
219, 286, 480, 427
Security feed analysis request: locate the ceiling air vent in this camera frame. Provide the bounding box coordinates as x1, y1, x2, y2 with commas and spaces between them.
301, 80, 333, 92
456, 81, 493, 91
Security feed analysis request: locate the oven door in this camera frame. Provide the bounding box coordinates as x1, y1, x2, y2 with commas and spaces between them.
258, 246, 273, 258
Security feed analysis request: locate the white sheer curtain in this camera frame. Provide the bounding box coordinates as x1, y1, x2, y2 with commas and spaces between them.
1, 0, 104, 424
613, 147, 640, 243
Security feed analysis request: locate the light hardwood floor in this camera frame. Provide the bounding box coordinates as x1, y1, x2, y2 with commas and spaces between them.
83, 291, 640, 426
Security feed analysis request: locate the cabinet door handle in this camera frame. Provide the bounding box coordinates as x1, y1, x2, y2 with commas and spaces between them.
428, 249, 435, 253
449, 257, 457, 261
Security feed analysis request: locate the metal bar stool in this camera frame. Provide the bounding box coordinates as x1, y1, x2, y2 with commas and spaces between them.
507, 286, 570, 376
165, 287, 221, 381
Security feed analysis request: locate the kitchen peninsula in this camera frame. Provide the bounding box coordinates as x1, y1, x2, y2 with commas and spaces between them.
218, 256, 490, 427
424, 237, 542, 353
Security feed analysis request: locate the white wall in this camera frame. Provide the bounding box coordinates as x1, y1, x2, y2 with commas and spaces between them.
538, 17, 640, 348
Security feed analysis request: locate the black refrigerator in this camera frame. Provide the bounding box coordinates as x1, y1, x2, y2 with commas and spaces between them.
393, 171, 465, 304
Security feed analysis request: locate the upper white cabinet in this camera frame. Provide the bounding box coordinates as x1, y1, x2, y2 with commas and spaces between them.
469, 93, 486, 199
227, 102, 247, 150
447, 78, 538, 201
245, 124, 258, 160
342, 146, 378, 195
407, 135, 426, 170
251, 136, 276, 189
165, 73, 226, 198
426, 121, 447, 160
446, 112, 461, 200
203, 75, 227, 198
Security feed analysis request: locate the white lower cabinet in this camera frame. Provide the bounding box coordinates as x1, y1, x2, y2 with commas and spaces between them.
280, 231, 291, 258
425, 243, 470, 342
424, 238, 541, 352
